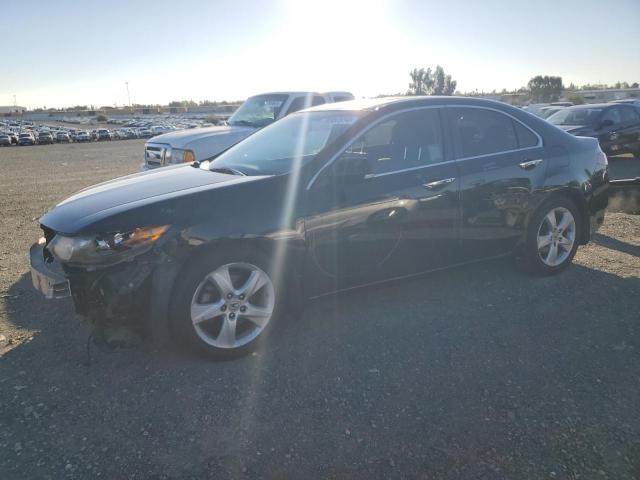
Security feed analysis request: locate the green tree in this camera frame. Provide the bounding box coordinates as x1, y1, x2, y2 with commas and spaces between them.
527, 75, 564, 102
408, 65, 456, 96
631, 82, 639, 88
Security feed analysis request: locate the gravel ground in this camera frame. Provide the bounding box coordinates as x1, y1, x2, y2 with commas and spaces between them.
0, 142, 639, 479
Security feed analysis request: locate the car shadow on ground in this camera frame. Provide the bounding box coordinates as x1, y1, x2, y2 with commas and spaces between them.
592, 232, 640, 257
1, 258, 640, 479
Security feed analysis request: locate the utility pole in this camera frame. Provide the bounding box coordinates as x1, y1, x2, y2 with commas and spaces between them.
125, 81, 131, 109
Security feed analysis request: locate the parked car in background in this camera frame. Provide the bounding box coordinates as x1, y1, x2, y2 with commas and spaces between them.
18, 132, 35, 146
0, 133, 12, 146
56, 132, 71, 143
30, 97, 609, 358
137, 128, 153, 138
539, 105, 567, 119
547, 103, 640, 156
611, 98, 640, 107
74, 131, 91, 142
97, 129, 112, 141
523, 102, 573, 118
38, 131, 55, 145
141, 91, 354, 170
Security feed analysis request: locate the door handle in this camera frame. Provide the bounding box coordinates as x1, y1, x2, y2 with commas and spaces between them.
423, 177, 456, 189
519, 159, 543, 170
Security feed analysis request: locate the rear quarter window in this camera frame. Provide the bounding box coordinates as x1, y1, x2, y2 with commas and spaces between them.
514, 121, 539, 148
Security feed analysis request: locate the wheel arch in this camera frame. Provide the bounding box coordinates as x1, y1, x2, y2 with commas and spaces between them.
550, 188, 590, 245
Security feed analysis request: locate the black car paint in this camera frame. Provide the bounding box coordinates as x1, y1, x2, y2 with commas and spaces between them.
37, 97, 609, 340
556, 104, 640, 156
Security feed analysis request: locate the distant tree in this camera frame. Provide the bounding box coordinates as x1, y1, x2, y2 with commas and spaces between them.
527, 75, 564, 102
96, 114, 108, 122
632, 82, 639, 88
568, 95, 585, 105
408, 65, 456, 96
408, 68, 430, 95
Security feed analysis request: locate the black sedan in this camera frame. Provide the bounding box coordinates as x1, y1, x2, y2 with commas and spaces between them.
547, 103, 640, 156
30, 97, 609, 358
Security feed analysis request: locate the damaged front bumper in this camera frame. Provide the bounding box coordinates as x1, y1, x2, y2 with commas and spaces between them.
30, 243, 71, 299
29, 239, 181, 345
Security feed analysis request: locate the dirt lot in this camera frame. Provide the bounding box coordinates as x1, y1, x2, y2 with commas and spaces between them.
0, 142, 639, 479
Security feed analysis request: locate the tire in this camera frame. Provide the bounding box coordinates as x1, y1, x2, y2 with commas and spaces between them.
170, 247, 283, 359
517, 196, 581, 275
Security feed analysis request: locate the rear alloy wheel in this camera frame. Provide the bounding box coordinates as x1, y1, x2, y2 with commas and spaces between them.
190, 262, 275, 350
519, 197, 581, 275
536, 207, 576, 267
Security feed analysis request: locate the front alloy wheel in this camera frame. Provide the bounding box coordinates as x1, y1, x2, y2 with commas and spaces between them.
190, 262, 275, 349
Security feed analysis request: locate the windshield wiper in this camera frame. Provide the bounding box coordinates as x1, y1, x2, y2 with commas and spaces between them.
209, 167, 246, 176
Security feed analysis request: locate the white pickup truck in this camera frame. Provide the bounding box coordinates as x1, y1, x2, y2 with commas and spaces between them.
141, 91, 354, 170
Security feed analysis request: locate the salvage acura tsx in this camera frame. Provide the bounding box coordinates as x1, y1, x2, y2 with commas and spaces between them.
30, 97, 609, 358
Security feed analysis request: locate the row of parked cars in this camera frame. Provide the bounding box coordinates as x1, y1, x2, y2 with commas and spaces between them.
522, 99, 640, 157
0, 124, 161, 147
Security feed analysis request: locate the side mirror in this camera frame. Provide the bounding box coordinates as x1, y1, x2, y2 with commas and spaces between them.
598, 119, 614, 130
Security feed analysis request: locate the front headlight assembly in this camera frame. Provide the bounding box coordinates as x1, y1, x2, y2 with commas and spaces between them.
47, 225, 170, 267
170, 148, 196, 164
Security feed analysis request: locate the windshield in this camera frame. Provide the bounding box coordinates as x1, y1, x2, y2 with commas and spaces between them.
547, 107, 603, 126
210, 111, 361, 175
227, 94, 289, 128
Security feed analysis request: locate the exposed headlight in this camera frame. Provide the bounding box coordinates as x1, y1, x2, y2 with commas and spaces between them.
170, 148, 196, 164
47, 225, 170, 267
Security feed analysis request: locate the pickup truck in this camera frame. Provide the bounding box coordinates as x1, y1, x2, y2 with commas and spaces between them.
141, 91, 354, 170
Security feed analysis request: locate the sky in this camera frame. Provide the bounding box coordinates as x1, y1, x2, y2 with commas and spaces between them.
1, 0, 639, 109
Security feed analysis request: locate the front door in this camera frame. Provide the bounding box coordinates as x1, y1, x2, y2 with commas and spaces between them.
303, 108, 460, 296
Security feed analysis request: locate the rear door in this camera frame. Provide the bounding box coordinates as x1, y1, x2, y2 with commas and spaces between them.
446, 106, 546, 260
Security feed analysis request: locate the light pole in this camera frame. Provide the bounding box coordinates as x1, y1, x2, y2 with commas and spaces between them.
125, 82, 131, 109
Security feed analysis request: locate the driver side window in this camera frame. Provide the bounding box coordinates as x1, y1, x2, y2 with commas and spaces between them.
336, 108, 444, 177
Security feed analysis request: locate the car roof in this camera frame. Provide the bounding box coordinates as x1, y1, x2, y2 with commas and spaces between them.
299, 95, 524, 113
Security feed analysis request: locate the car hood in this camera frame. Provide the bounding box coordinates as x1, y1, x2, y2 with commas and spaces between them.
149, 125, 256, 149
40, 164, 267, 234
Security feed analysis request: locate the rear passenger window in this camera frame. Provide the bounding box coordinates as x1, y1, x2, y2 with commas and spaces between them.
312, 96, 326, 106
513, 121, 539, 148
450, 108, 518, 157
